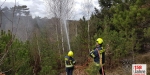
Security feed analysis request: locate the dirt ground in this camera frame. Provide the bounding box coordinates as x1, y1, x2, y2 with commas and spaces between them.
60, 65, 88, 75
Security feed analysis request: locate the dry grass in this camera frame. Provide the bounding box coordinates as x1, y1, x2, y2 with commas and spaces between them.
135, 52, 150, 74
60, 52, 150, 75
106, 52, 150, 75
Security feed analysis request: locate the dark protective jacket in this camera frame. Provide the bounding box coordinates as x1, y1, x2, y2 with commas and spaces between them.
65, 56, 76, 68
90, 45, 105, 64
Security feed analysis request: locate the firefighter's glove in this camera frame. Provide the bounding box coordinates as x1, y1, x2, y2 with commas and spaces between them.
99, 49, 105, 54
73, 61, 76, 65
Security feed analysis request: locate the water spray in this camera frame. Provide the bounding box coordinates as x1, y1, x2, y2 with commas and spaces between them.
63, 19, 71, 51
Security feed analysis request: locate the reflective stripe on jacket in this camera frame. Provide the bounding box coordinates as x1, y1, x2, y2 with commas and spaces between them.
89, 46, 105, 65
65, 56, 75, 68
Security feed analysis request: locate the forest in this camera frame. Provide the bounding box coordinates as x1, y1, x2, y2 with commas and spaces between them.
0, 0, 150, 75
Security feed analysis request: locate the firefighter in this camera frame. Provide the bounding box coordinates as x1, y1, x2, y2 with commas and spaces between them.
90, 38, 105, 75
65, 50, 76, 75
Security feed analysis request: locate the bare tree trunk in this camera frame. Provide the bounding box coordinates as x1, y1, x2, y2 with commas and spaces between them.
88, 19, 90, 53
35, 32, 41, 62
55, 19, 63, 67
44, 0, 74, 67
0, 7, 2, 28
26, 17, 29, 40
45, 0, 63, 67
44, 0, 74, 50
60, 19, 65, 53
76, 23, 78, 37
59, 0, 65, 53
83, 0, 92, 52
88, 0, 92, 53
31, 32, 41, 75
0, 0, 6, 29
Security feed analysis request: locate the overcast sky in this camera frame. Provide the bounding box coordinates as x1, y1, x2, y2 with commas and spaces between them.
0, 0, 100, 20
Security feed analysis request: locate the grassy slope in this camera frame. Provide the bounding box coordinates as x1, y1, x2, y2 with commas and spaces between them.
60, 52, 150, 75
106, 52, 150, 75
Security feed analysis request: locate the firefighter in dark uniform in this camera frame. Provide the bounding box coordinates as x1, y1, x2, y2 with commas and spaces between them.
90, 38, 105, 75
65, 51, 76, 75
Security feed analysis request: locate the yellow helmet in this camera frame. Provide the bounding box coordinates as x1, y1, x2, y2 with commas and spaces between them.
96, 38, 103, 44
68, 51, 73, 57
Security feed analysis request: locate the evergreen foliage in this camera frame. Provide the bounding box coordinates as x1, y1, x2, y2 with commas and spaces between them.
0, 30, 31, 75
84, 0, 150, 73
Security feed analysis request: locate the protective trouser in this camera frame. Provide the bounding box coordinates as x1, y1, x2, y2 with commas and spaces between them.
66, 67, 74, 75
99, 66, 105, 75
95, 62, 105, 75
